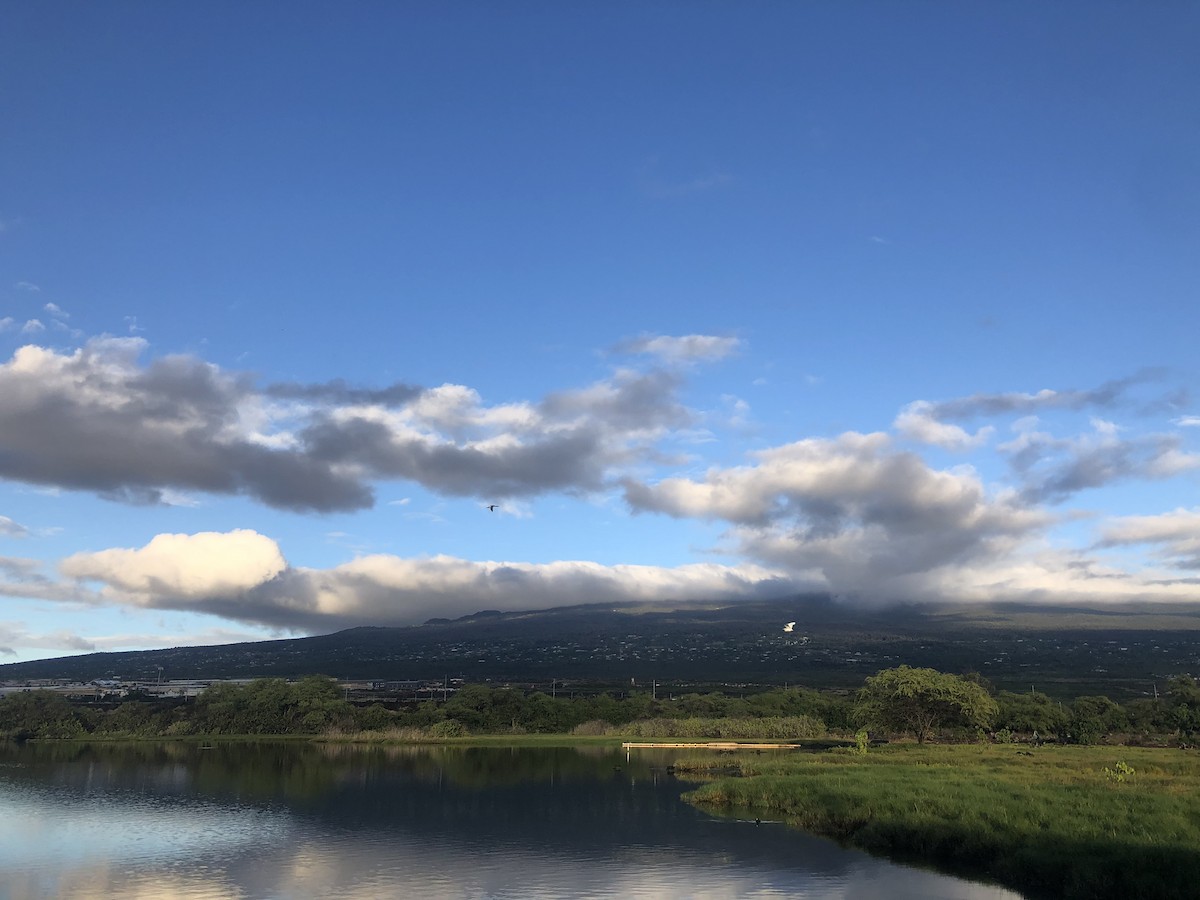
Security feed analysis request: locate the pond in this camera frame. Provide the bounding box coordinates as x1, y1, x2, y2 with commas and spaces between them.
0, 742, 1021, 899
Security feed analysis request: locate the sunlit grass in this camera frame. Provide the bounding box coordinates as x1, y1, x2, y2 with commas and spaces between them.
684, 744, 1200, 899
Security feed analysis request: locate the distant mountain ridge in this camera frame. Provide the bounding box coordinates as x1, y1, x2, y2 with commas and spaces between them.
5, 596, 1200, 698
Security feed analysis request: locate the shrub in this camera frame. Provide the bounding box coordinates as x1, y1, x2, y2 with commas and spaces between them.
1103, 760, 1135, 784
853, 729, 869, 755
429, 719, 469, 738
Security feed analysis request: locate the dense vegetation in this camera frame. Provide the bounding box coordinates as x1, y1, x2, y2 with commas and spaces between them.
0, 676, 843, 741
684, 744, 1200, 899
3, 667, 1198, 745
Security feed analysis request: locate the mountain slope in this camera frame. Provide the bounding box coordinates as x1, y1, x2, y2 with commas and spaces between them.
4, 596, 1200, 698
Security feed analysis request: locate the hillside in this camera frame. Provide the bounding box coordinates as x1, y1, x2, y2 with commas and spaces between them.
4, 596, 1200, 698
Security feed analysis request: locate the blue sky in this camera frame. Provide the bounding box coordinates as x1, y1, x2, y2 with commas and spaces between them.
1, 3, 1198, 663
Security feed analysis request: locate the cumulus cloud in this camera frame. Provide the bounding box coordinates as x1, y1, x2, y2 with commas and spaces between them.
615, 333, 743, 364
58, 530, 797, 630
0, 339, 372, 512
61, 530, 288, 600
0, 339, 704, 511
43, 302, 68, 319
623, 432, 1048, 598
20, 319, 44, 334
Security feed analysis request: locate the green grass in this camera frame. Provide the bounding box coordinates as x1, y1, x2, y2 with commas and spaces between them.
684, 744, 1200, 899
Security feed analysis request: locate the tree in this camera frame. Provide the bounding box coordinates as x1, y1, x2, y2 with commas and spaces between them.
0, 690, 88, 739
1066, 695, 1127, 745
996, 690, 1070, 738
854, 666, 998, 743
1168, 676, 1200, 740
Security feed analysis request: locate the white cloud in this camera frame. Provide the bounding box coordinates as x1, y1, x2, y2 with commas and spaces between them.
43, 302, 69, 319
1173, 415, 1200, 427
62, 530, 287, 601
0, 516, 29, 538
0, 555, 90, 602
0, 317, 13, 332
900, 547, 1200, 605
624, 431, 1050, 598
21, 319, 45, 334
894, 401, 994, 450
0, 339, 708, 511
0, 623, 95, 655
84, 626, 268, 652
15, 281, 40, 292
1000, 421, 1200, 502
718, 394, 752, 428
1098, 508, 1200, 569
54, 529, 796, 630
616, 333, 743, 364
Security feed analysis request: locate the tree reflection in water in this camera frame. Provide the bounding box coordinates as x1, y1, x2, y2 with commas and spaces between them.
0, 742, 1021, 900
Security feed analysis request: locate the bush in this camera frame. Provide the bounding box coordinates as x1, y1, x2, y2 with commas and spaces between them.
429, 719, 469, 738
620, 716, 824, 740
1103, 760, 1135, 784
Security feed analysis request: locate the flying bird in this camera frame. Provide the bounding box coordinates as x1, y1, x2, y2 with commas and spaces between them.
783, 622, 796, 633
486, 504, 499, 512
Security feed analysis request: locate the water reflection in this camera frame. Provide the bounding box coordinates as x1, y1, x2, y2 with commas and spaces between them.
0, 742, 1021, 899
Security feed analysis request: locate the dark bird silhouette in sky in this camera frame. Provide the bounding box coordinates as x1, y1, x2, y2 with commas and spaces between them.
486, 504, 499, 512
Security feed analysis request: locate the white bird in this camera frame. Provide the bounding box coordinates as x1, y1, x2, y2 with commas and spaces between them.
783, 622, 796, 633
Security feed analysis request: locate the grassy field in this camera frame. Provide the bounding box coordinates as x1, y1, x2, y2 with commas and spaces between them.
682, 743, 1200, 899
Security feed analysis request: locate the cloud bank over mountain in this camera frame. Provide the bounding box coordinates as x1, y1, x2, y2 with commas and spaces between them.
0, 332, 1193, 640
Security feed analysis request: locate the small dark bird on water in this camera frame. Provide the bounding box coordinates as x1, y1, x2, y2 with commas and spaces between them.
486, 504, 499, 512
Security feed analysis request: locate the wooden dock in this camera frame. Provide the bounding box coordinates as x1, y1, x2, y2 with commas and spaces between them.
621, 741, 800, 750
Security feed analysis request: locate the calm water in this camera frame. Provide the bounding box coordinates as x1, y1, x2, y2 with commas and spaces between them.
0, 742, 1021, 900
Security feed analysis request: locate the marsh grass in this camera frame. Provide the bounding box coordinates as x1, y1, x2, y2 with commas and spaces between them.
684, 744, 1200, 899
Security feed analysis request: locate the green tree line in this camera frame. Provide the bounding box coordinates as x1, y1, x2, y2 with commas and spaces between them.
2, 669, 1198, 744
